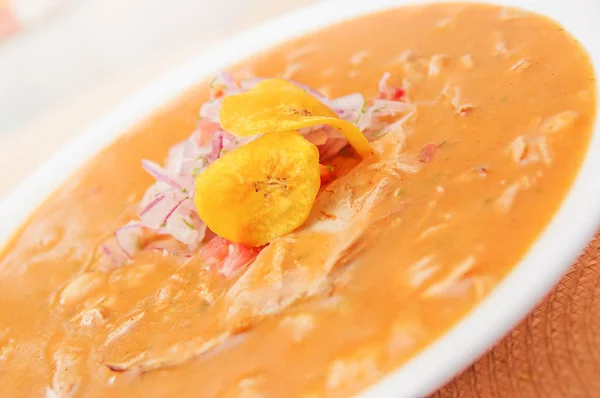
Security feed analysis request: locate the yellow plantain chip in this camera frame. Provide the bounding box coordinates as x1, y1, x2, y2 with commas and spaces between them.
194, 131, 321, 247
219, 79, 373, 158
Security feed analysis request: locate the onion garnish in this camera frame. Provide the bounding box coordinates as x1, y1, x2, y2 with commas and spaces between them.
115, 222, 144, 258
104, 70, 412, 266
141, 160, 184, 190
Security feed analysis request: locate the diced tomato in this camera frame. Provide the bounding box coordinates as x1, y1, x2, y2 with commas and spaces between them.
319, 164, 335, 185
196, 119, 222, 146
213, 88, 224, 99
200, 236, 260, 277
418, 143, 438, 163
219, 243, 257, 277
199, 236, 230, 268
378, 87, 405, 101
391, 88, 406, 101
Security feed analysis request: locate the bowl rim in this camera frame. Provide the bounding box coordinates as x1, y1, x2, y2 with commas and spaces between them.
0, 0, 598, 396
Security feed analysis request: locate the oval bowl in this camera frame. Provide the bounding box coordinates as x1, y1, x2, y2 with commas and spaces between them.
0, 0, 599, 396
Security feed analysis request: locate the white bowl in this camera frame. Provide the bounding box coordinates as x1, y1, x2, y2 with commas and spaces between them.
1, 0, 598, 396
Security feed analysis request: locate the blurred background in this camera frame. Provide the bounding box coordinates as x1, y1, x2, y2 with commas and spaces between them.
0, 0, 314, 196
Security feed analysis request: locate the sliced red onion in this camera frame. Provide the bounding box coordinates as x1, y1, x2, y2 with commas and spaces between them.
139, 193, 166, 218
139, 192, 187, 229
209, 132, 224, 163
199, 99, 222, 123
195, 119, 223, 146
115, 222, 143, 258
142, 160, 184, 190
163, 196, 190, 225
212, 71, 242, 94
164, 216, 206, 246
101, 244, 113, 257
303, 128, 329, 146
289, 80, 328, 102
320, 136, 349, 160
327, 93, 365, 121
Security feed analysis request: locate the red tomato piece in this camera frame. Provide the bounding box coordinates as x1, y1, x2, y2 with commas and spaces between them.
200, 236, 260, 277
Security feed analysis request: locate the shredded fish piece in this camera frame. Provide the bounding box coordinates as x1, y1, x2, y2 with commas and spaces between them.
536, 136, 552, 165
508, 135, 552, 166
393, 49, 419, 64
441, 84, 473, 115
540, 111, 578, 134
50, 351, 83, 398
407, 255, 440, 287
417, 224, 447, 241
428, 54, 448, 77
105, 312, 144, 344
389, 322, 421, 355
473, 275, 495, 298
509, 58, 532, 72
459, 54, 474, 69
280, 314, 315, 342
0, 337, 15, 361
423, 256, 476, 297
495, 182, 521, 214
106, 333, 230, 373
436, 17, 454, 28
510, 136, 527, 162
221, 377, 266, 398
349, 50, 369, 65
494, 40, 513, 57
327, 353, 380, 390
393, 161, 419, 175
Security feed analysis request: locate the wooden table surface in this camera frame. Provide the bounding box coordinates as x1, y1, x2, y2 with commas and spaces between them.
1, 2, 598, 396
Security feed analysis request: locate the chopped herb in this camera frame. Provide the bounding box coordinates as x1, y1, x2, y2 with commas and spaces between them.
438, 140, 447, 148
181, 188, 188, 193
197, 115, 203, 120
326, 165, 335, 173
199, 300, 210, 311
192, 167, 201, 177
394, 188, 406, 197
160, 222, 167, 228
209, 76, 218, 88
195, 156, 209, 167
372, 128, 384, 137
182, 218, 196, 230
354, 100, 367, 124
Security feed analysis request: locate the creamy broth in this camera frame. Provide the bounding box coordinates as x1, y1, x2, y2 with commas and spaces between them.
0, 3, 596, 397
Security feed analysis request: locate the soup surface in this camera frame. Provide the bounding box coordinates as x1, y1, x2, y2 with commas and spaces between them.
0, 3, 596, 397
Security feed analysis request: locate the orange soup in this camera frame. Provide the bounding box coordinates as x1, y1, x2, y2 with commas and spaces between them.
0, 3, 596, 397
